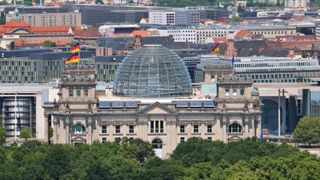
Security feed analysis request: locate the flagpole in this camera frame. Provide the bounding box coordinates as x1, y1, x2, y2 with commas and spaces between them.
78, 41, 80, 76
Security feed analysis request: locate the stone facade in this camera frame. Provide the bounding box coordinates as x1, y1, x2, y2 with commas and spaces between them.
44, 65, 262, 158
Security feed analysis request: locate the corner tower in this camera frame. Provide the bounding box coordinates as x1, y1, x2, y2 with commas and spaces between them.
58, 64, 97, 112
48, 64, 98, 144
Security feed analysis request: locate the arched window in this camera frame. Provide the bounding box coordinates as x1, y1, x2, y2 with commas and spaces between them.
72, 124, 86, 134
228, 123, 242, 133
152, 138, 162, 149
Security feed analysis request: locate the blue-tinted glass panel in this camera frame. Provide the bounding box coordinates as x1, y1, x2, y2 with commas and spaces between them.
203, 100, 214, 107
99, 101, 110, 108
190, 101, 202, 107
175, 101, 189, 107
310, 91, 320, 116
126, 101, 139, 108
111, 101, 124, 108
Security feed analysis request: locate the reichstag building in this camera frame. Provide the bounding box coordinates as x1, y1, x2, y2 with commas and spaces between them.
44, 45, 262, 158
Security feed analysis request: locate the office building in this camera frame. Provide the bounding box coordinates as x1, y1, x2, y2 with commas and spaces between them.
6, 11, 81, 27
234, 57, 320, 83
302, 89, 320, 117
149, 9, 200, 26
0, 84, 58, 142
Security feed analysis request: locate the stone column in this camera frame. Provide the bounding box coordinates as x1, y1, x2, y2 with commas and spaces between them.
221, 115, 228, 143
43, 114, 49, 143
65, 117, 70, 144
53, 117, 59, 144
244, 115, 249, 139
87, 117, 92, 144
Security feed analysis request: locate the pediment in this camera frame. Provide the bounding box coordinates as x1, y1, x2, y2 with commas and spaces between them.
148, 107, 170, 114
137, 102, 177, 115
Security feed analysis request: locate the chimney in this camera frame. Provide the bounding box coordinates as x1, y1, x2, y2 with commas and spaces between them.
133, 35, 142, 49
224, 39, 237, 57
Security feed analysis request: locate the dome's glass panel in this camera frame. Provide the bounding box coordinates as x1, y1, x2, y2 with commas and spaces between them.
113, 45, 192, 97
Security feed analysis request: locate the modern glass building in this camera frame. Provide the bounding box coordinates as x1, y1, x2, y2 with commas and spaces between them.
302, 89, 320, 117
0, 55, 123, 83
234, 57, 320, 83
113, 45, 192, 97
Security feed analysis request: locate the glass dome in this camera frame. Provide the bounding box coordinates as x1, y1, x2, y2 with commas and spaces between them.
113, 45, 192, 97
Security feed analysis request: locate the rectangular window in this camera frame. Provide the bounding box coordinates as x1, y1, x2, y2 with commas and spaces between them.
115, 125, 121, 134
69, 89, 73, 96
150, 120, 164, 133
77, 89, 81, 96
150, 121, 154, 133
155, 120, 159, 132
207, 125, 212, 133
160, 121, 164, 133
207, 137, 212, 141
180, 125, 185, 133
102, 125, 107, 134
193, 125, 199, 133
84, 89, 88, 96
129, 125, 134, 134
180, 137, 185, 143
102, 137, 107, 143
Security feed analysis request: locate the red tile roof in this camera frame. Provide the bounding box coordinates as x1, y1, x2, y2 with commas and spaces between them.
31, 26, 71, 33
213, 37, 227, 43
5, 20, 30, 27
74, 27, 102, 37
234, 30, 252, 39
130, 30, 151, 37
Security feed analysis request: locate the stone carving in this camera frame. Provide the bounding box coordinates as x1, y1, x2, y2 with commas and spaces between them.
65, 103, 71, 113
243, 99, 249, 112
253, 99, 260, 109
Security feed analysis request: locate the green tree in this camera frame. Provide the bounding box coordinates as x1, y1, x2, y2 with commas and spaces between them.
20, 127, 31, 141
293, 117, 320, 146
121, 138, 155, 164
23, 0, 33, 6
48, 127, 53, 139
302, 51, 309, 58
43, 40, 56, 47
139, 159, 185, 180
171, 137, 225, 167
0, 127, 6, 146
95, 0, 104, 4
0, 12, 6, 25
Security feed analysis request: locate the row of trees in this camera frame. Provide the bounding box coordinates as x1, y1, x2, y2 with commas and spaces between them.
0, 137, 320, 179
0, 127, 31, 146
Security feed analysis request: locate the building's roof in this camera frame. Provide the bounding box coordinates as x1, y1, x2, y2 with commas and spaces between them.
0, 20, 80, 35
74, 27, 102, 37
0, 48, 54, 58
95, 56, 125, 63
97, 36, 203, 51
130, 30, 151, 37
5, 20, 30, 27
234, 30, 252, 39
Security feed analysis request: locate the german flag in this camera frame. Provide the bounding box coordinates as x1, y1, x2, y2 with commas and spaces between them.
66, 54, 79, 64
211, 43, 220, 55
71, 43, 80, 54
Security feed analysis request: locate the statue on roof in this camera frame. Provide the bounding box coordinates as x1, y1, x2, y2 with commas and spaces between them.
12, 8, 20, 22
